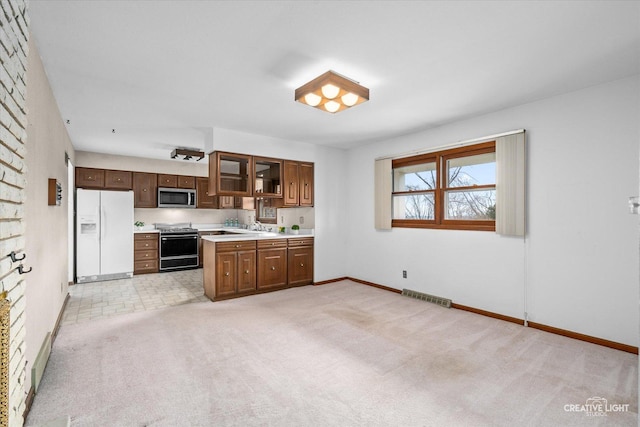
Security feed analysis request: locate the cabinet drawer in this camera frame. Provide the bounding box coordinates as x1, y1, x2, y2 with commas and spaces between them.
216, 240, 257, 252
287, 237, 314, 247
158, 174, 178, 187
177, 175, 195, 189
257, 239, 287, 249
134, 239, 158, 251
134, 249, 157, 261
134, 259, 159, 274
135, 233, 159, 240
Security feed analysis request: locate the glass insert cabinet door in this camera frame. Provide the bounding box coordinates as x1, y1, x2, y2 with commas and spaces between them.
211, 152, 253, 196
253, 157, 282, 197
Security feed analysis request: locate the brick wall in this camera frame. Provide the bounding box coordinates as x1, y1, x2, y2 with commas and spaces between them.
0, 0, 29, 425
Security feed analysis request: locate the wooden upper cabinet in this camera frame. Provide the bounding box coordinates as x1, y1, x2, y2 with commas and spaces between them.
282, 161, 314, 207
299, 162, 314, 206
104, 169, 132, 190
196, 177, 216, 209
158, 174, 195, 189
253, 157, 282, 197
76, 167, 105, 189
132, 172, 157, 208
208, 151, 253, 197
178, 175, 195, 189
157, 174, 178, 188
283, 161, 299, 206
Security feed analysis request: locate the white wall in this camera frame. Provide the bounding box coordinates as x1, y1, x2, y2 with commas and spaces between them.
76, 129, 349, 282
345, 75, 639, 347
25, 37, 76, 390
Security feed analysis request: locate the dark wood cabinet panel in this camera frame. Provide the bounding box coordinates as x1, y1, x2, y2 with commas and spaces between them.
104, 169, 132, 190
299, 162, 314, 206
178, 175, 196, 189
157, 174, 178, 188
257, 246, 287, 290
196, 177, 217, 209
283, 161, 299, 206
237, 251, 257, 294
219, 196, 234, 209
75, 167, 105, 189
132, 172, 157, 208
281, 161, 314, 207
215, 252, 237, 297
288, 246, 314, 286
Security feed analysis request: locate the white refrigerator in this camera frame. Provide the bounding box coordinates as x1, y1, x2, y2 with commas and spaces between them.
76, 189, 134, 283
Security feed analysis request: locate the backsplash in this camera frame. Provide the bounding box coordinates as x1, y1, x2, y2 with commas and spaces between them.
134, 207, 315, 230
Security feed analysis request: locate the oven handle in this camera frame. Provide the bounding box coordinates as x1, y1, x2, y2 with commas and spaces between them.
161, 236, 198, 240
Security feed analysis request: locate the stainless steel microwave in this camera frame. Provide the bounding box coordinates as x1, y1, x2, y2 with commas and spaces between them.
158, 187, 196, 208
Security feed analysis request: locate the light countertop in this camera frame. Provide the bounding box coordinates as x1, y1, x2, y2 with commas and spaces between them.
201, 230, 313, 243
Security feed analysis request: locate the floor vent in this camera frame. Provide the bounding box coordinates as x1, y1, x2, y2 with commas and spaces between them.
402, 289, 452, 308
32, 332, 52, 392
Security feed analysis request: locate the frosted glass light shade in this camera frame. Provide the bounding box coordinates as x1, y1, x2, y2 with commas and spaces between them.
341, 92, 359, 107
324, 100, 340, 113
321, 84, 340, 99
304, 93, 322, 107
295, 70, 369, 114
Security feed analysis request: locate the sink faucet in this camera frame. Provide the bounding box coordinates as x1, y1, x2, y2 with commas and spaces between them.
252, 221, 263, 231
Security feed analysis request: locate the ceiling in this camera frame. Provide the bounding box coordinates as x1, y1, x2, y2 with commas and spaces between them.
28, 1, 640, 161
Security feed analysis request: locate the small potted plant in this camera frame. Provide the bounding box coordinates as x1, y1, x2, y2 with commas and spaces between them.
134, 221, 145, 231
291, 224, 300, 235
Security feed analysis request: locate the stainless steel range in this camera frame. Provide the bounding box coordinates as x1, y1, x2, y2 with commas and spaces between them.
156, 223, 199, 271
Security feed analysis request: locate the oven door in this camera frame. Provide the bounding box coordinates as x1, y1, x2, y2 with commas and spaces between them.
160, 234, 199, 270
160, 234, 198, 258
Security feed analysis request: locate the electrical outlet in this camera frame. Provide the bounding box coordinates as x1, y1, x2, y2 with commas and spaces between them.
402, 270, 407, 279
299, 216, 304, 224
281, 215, 284, 223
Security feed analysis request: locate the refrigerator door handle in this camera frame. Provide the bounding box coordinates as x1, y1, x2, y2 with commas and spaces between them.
100, 206, 106, 240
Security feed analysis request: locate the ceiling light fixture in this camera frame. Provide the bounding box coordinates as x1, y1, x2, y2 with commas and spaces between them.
171, 148, 205, 161
295, 70, 369, 114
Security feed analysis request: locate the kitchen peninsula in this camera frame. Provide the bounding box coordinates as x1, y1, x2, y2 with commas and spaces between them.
202, 232, 314, 301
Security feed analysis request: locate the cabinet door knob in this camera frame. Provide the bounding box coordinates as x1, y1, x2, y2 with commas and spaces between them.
145, 254, 149, 257
271, 266, 276, 271
143, 188, 147, 192
235, 244, 240, 248
244, 270, 249, 274
300, 263, 304, 267
225, 272, 230, 276
145, 244, 149, 247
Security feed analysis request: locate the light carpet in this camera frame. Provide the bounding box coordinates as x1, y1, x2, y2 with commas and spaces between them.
26, 280, 637, 426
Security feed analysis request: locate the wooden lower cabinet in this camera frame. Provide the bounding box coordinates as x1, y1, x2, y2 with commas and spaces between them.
203, 237, 313, 301
257, 239, 288, 291
203, 240, 257, 301
134, 233, 159, 274
287, 237, 314, 286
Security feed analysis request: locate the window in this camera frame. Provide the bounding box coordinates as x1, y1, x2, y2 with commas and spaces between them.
392, 141, 496, 231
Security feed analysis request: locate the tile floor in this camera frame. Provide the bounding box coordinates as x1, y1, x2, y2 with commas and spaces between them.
62, 269, 209, 325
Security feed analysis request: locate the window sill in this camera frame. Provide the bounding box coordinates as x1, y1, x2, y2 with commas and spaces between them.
392, 219, 495, 232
